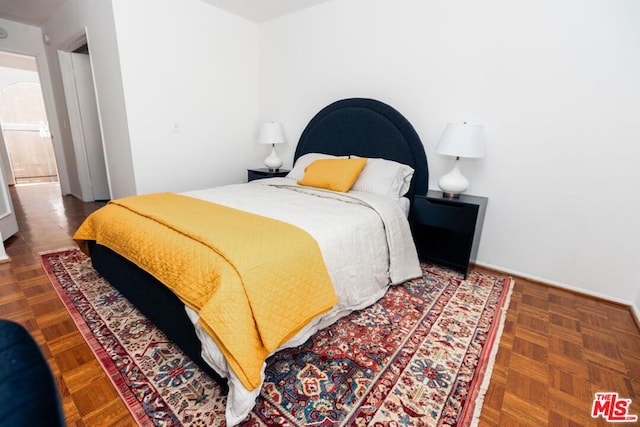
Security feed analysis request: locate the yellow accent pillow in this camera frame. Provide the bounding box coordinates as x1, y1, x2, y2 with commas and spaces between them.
298, 157, 368, 192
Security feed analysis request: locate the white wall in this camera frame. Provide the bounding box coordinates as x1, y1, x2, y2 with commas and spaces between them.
111, 0, 260, 194
259, 0, 640, 306
0, 18, 71, 194
42, 0, 136, 199
41, 0, 261, 197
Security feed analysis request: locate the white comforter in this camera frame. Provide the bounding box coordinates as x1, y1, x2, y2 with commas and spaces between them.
182, 177, 421, 425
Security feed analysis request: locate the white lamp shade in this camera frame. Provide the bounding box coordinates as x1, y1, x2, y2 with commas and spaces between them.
436, 122, 485, 159
258, 122, 287, 145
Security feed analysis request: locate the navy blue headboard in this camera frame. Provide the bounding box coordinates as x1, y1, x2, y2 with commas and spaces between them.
294, 98, 428, 200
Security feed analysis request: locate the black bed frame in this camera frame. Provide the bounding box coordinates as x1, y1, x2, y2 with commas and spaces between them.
88, 98, 429, 391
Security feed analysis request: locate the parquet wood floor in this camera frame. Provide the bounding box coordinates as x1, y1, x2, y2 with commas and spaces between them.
0, 182, 637, 426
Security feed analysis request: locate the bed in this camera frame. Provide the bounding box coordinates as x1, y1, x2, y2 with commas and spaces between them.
76, 97, 429, 424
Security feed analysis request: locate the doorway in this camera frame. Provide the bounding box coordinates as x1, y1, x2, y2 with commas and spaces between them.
0, 52, 58, 186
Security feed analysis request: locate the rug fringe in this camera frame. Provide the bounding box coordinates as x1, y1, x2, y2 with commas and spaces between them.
469, 277, 515, 426
38, 246, 80, 256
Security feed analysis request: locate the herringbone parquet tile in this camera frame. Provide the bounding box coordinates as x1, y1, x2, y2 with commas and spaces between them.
0, 183, 637, 426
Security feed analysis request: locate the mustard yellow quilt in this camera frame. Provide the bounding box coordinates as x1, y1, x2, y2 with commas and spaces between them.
74, 192, 337, 390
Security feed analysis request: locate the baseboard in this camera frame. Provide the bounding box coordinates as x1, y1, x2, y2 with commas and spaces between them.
66, 192, 85, 201
474, 261, 635, 308
632, 305, 640, 329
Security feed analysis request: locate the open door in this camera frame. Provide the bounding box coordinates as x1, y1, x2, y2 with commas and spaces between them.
0, 136, 18, 244
59, 50, 110, 201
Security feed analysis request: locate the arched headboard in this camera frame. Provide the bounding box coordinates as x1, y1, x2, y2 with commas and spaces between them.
294, 98, 428, 201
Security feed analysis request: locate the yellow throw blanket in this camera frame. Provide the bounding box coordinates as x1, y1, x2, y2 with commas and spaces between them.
74, 192, 337, 390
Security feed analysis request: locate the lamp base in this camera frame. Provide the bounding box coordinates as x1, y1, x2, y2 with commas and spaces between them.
264, 144, 283, 170
438, 158, 469, 197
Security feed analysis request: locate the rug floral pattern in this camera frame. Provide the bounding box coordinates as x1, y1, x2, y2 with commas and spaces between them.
42, 250, 512, 426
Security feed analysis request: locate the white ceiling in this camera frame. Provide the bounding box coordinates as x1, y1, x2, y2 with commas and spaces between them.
0, 0, 331, 27
0, 0, 66, 26
201, 0, 331, 23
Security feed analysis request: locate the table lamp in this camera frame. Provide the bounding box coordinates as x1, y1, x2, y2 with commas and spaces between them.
258, 122, 287, 171
435, 122, 485, 198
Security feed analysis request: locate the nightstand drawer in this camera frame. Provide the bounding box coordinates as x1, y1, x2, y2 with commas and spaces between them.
413, 197, 478, 233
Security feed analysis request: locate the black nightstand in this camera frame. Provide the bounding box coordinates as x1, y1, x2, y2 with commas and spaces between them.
411, 190, 488, 278
247, 168, 290, 182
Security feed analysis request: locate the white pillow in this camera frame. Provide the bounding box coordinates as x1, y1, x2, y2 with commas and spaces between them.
350, 157, 415, 198
287, 153, 347, 181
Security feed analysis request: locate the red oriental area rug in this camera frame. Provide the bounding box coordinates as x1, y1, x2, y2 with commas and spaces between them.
41, 249, 513, 426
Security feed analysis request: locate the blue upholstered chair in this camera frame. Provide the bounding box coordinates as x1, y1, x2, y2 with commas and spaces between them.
0, 319, 65, 426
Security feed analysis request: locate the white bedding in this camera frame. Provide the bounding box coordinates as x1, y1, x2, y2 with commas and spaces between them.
183, 177, 421, 425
